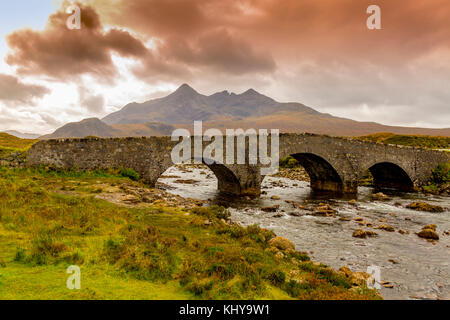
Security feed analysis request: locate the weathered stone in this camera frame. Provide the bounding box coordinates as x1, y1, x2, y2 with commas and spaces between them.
406, 202, 444, 213
352, 229, 378, 238
261, 205, 280, 212
377, 224, 395, 232
417, 229, 439, 240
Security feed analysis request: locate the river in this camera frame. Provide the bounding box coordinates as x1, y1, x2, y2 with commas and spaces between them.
158, 165, 450, 300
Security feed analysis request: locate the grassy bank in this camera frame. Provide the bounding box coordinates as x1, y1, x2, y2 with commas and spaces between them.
0, 133, 37, 158
354, 133, 450, 149
0, 167, 379, 300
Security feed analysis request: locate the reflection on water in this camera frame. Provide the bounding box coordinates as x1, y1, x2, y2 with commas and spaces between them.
159, 165, 450, 300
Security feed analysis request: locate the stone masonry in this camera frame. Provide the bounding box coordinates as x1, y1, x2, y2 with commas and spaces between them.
27, 133, 450, 195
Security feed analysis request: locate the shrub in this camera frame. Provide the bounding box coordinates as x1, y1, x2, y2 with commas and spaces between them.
119, 168, 140, 181
268, 270, 286, 286
191, 205, 231, 221
104, 225, 178, 281
431, 163, 450, 185
280, 156, 300, 168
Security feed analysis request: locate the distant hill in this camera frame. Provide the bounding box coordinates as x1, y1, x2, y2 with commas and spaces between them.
5, 130, 41, 139
41, 118, 176, 139
44, 84, 450, 139
40, 118, 121, 139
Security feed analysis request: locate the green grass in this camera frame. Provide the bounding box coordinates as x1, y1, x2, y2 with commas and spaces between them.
355, 133, 450, 149
0, 167, 380, 300
0, 132, 38, 159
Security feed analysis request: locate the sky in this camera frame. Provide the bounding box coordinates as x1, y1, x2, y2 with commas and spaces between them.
0, 0, 449, 134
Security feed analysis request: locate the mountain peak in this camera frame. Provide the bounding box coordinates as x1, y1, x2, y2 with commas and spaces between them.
242, 88, 259, 95
173, 83, 198, 95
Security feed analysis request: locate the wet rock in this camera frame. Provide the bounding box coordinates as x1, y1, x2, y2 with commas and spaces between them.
371, 192, 389, 201
269, 236, 296, 251
398, 229, 409, 235
348, 199, 357, 205
388, 259, 399, 264
173, 179, 199, 185
272, 213, 284, 218
339, 266, 372, 287
377, 224, 395, 232
423, 224, 437, 231
380, 281, 394, 289
339, 266, 353, 278
417, 227, 440, 241
339, 217, 351, 221
314, 204, 336, 216
288, 212, 302, 217
352, 229, 378, 238
352, 272, 371, 286
121, 194, 141, 204
270, 195, 281, 200
406, 202, 444, 213
261, 205, 280, 213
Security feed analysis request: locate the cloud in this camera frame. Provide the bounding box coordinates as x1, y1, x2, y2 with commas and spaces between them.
0, 73, 50, 105
5, 4, 148, 83
78, 86, 105, 113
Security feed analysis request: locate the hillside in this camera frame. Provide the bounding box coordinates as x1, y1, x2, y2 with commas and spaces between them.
355, 133, 450, 149
0, 132, 37, 158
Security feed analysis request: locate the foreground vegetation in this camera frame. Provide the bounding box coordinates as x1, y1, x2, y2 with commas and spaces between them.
0, 167, 379, 300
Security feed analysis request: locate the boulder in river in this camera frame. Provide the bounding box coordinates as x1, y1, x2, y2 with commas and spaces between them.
352, 229, 378, 238
377, 224, 395, 232
417, 225, 440, 240
262, 205, 280, 212
371, 192, 389, 201
406, 202, 444, 213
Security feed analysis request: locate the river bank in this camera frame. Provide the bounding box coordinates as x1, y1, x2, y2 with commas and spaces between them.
159, 164, 450, 300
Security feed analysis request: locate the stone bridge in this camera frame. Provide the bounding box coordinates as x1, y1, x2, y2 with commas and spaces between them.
27, 133, 450, 195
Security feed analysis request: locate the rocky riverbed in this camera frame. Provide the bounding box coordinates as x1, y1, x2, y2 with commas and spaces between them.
158, 164, 450, 300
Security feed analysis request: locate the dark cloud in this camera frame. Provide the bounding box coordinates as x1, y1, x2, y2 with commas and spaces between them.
0, 73, 50, 105
5, 4, 148, 82
161, 29, 275, 74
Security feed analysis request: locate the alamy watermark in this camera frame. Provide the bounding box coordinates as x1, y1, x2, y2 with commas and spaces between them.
367, 5, 382, 30
66, 265, 81, 290
171, 121, 280, 175
66, 3, 81, 30
366, 266, 382, 289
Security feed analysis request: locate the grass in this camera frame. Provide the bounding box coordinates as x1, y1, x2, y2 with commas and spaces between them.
0, 167, 380, 300
0, 132, 38, 158
355, 133, 450, 149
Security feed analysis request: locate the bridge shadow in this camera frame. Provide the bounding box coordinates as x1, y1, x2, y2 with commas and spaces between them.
360, 162, 415, 192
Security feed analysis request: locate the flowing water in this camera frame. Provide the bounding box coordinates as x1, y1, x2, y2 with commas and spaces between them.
159, 165, 450, 300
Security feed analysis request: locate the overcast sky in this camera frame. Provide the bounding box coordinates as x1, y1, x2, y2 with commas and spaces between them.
0, 0, 449, 134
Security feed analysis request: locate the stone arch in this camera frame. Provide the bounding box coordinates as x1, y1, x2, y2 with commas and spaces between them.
289, 153, 345, 193
362, 161, 414, 191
